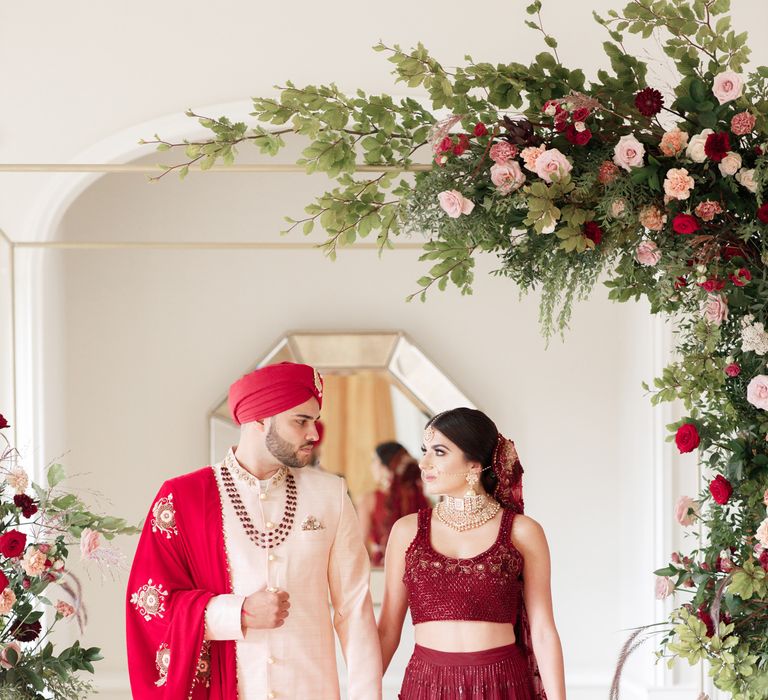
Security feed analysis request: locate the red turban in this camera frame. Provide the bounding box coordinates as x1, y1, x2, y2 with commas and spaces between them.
228, 362, 324, 425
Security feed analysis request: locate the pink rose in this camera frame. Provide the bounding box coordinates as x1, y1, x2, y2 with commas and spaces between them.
638, 205, 666, 231
659, 128, 689, 157
663, 167, 695, 200
521, 145, 546, 172
763, 489, 768, 507
490, 161, 526, 194
80, 528, 102, 561
0, 642, 21, 670
756, 517, 768, 548
675, 495, 699, 526
712, 70, 743, 105
725, 362, 741, 377
437, 190, 475, 218
613, 134, 645, 171
731, 111, 756, 136
534, 148, 572, 183
489, 141, 518, 164
702, 294, 728, 326
747, 375, 768, 411
655, 576, 674, 600
635, 240, 661, 266
718, 550, 734, 573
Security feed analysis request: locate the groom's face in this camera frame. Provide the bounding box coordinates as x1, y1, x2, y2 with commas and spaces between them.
265, 397, 321, 468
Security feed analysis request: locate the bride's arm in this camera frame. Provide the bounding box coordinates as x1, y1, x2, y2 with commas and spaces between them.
513, 514, 567, 700
377, 514, 416, 674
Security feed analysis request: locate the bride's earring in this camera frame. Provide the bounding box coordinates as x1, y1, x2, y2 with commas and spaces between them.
465, 471, 479, 498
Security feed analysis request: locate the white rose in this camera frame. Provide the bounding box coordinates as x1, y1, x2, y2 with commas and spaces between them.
718, 151, 742, 177
736, 168, 758, 193
686, 129, 714, 163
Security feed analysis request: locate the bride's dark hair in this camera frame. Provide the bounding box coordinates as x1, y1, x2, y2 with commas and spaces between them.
426, 407, 499, 497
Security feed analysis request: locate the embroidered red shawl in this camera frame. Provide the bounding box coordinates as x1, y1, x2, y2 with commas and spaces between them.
126, 467, 237, 699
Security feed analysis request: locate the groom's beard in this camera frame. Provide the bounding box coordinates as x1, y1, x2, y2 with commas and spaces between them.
266, 423, 313, 468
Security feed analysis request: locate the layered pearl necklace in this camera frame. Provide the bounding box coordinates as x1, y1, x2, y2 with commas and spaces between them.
435, 493, 500, 532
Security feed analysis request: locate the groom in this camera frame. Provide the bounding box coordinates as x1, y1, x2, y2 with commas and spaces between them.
126, 362, 382, 699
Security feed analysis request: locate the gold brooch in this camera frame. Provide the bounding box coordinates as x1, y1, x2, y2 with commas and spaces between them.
313, 368, 323, 397
301, 515, 324, 531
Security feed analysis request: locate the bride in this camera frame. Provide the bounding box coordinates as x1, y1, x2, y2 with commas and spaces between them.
377, 407, 566, 699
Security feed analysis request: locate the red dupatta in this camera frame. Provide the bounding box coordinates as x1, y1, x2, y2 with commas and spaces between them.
492, 435, 547, 700
126, 467, 237, 699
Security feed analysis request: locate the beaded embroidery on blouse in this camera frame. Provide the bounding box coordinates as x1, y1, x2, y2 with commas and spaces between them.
404, 507, 524, 624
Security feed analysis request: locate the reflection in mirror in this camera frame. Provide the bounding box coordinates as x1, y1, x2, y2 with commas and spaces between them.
209, 331, 476, 567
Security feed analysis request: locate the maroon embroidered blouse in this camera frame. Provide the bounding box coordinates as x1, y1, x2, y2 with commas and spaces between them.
403, 507, 524, 624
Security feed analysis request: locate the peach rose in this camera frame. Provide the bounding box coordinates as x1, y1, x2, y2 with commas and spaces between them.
0, 589, 16, 615
638, 205, 666, 231
703, 294, 728, 326
747, 375, 768, 410
694, 200, 723, 222
613, 134, 645, 171
686, 129, 714, 163
80, 528, 102, 560
597, 160, 620, 185
756, 517, 768, 548
437, 190, 475, 218
675, 495, 699, 526
635, 240, 661, 266
663, 168, 695, 200
521, 145, 546, 172
736, 168, 757, 193
655, 576, 674, 600
490, 161, 526, 194
659, 128, 689, 157
21, 547, 48, 577
712, 70, 743, 105
534, 148, 572, 183
0, 642, 21, 670
763, 489, 768, 507
55, 600, 75, 618
718, 152, 742, 177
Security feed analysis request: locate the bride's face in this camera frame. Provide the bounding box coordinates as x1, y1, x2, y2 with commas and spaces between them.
419, 428, 480, 498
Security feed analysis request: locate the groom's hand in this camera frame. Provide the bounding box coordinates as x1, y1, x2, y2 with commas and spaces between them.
241, 589, 291, 629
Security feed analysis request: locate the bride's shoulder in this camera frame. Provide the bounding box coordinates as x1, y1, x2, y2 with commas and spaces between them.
389, 512, 420, 542
509, 513, 548, 552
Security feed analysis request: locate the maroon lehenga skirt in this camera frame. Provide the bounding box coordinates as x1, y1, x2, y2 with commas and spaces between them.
399, 642, 535, 700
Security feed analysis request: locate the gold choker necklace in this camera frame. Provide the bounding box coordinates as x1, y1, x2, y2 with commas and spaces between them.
435, 494, 501, 531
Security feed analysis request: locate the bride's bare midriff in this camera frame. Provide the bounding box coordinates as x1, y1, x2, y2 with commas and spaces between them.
414, 620, 517, 652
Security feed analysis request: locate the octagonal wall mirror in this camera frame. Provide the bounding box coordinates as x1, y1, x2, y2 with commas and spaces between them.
209, 331, 476, 567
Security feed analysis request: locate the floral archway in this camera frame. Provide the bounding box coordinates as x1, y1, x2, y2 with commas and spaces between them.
149, 1, 768, 696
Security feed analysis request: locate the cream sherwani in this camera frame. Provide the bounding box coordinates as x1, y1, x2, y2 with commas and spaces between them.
204, 450, 382, 700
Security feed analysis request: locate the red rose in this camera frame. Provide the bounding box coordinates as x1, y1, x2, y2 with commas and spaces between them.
0, 414, 8, 430
697, 604, 715, 637
452, 134, 470, 156
10, 620, 41, 642
583, 221, 603, 245
704, 131, 731, 163
755, 145, 764, 156
722, 244, 747, 261
565, 124, 592, 146
758, 203, 768, 224
674, 276, 688, 289
675, 423, 700, 453
672, 214, 700, 235
572, 107, 590, 122
438, 136, 452, 154
12, 494, 38, 519
699, 278, 726, 293
0, 571, 7, 592
709, 474, 733, 505
724, 362, 741, 377
730, 267, 751, 287
760, 549, 768, 572
0, 530, 27, 558
473, 123, 488, 138
554, 119, 568, 133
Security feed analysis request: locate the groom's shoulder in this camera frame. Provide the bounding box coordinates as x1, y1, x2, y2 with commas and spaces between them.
158, 466, 215, 500
292, 467, 344, 498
